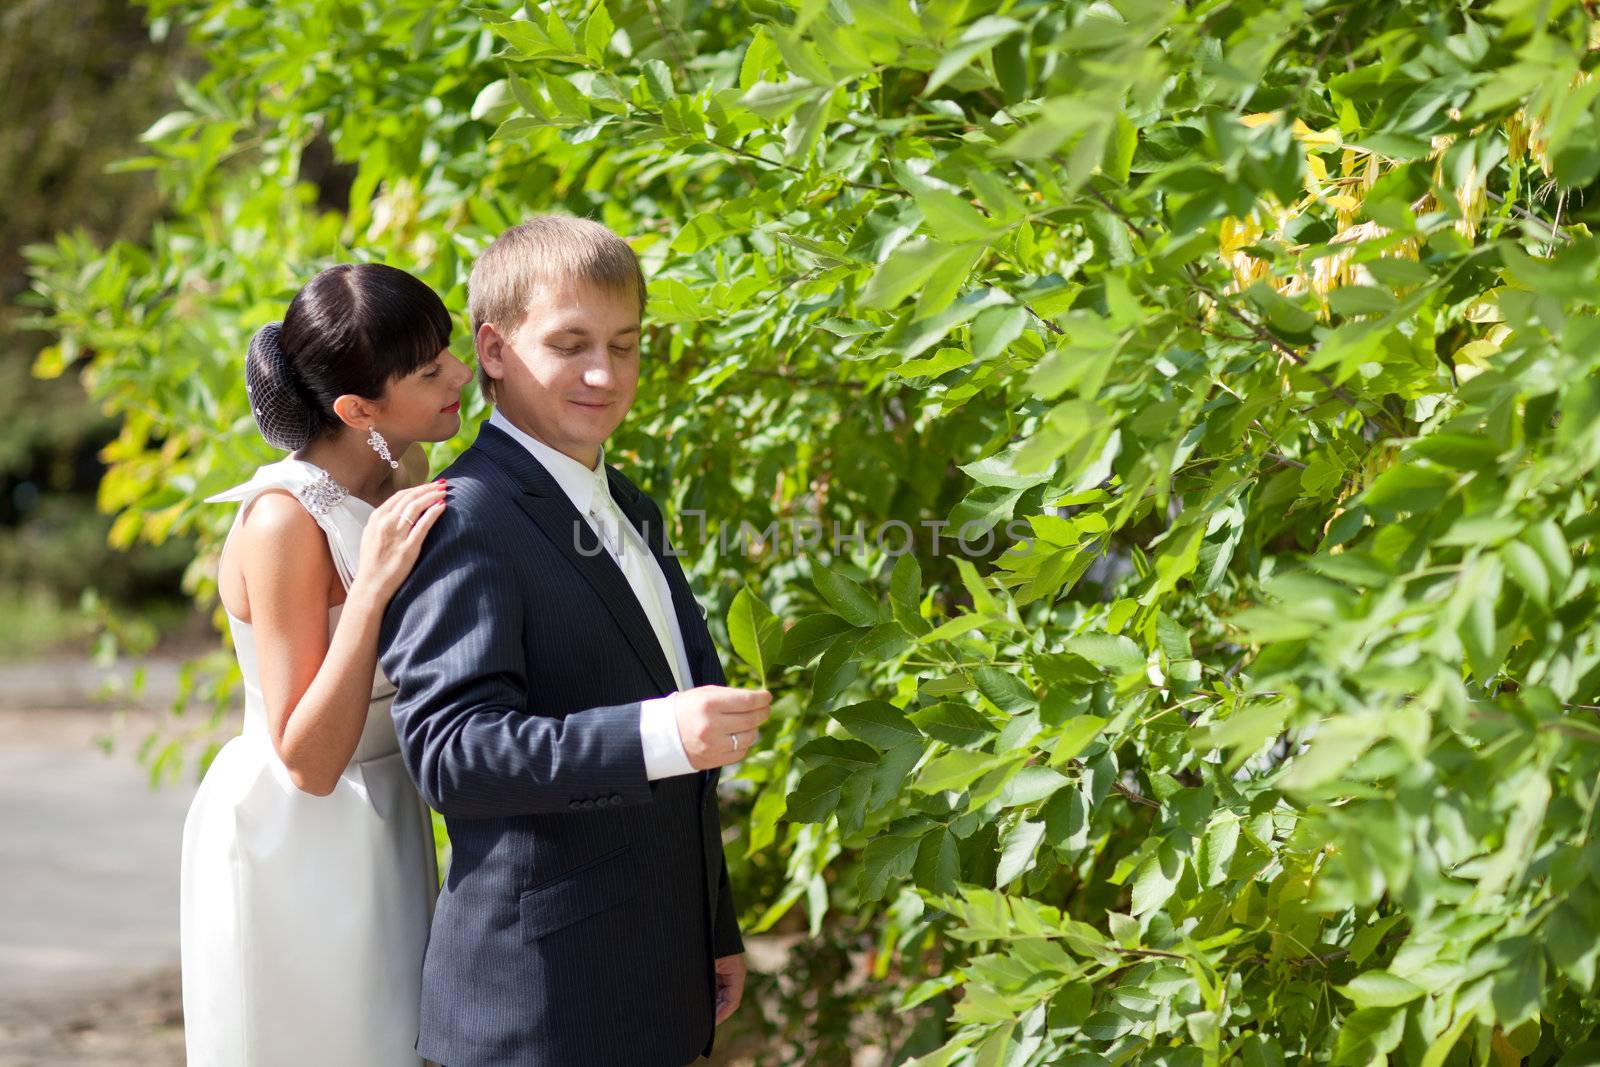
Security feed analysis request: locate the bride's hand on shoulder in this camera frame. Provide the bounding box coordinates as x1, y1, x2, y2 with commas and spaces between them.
352, 480, 449, 606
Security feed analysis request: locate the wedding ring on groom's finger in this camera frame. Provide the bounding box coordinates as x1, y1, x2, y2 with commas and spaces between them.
729, 731, 741, 751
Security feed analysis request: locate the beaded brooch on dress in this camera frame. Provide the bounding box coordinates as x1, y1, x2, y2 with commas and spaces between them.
294, 469, 350, 517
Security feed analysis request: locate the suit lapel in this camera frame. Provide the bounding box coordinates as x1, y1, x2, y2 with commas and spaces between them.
474, 423, 678, 696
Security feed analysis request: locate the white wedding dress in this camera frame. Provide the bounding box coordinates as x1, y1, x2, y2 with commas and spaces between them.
180, 457, 439, 1066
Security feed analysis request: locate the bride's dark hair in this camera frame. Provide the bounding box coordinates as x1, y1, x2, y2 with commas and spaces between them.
244, 263, 453, 451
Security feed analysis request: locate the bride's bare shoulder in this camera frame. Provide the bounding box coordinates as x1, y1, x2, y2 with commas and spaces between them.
234, 490, 336, 570
219, 489, 339, 618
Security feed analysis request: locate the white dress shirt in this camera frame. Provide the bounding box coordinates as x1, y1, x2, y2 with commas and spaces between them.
487, 407, 698, 779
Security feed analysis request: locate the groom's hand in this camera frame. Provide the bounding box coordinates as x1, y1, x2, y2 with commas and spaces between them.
713, 952, 746, 1025
672, 685, 772, 770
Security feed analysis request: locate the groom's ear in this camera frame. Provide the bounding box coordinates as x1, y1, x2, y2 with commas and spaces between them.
475, 321, 507, 384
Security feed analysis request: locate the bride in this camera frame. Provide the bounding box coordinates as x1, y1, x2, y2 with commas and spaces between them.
180, 262, 472, 1066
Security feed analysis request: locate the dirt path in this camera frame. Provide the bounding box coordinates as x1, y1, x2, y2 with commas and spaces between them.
0, 703, 196, 1066
0, 967, 183, 1067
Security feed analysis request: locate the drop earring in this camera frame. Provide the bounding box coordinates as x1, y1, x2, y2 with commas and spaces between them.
368, 427, 399, 469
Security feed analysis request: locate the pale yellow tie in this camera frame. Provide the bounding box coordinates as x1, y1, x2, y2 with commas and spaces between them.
589, 477, 686, 691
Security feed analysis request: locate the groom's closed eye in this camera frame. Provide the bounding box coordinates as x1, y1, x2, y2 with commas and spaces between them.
548, 341, 638, 356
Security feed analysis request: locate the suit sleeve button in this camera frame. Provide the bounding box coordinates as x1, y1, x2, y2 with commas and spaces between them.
609, 794, 622, 805
581, 799, 596, 810
568, 800, 581, 810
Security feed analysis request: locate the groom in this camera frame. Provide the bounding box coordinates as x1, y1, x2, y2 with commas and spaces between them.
379, 215, 771, 1066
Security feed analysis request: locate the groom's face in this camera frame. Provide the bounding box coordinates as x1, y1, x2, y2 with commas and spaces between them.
481, 278, 641, 468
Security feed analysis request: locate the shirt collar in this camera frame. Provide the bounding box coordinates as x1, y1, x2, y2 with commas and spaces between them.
487, 407, 613, 517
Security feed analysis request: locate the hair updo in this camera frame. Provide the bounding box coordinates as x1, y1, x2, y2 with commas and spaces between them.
244, 263, 453, 451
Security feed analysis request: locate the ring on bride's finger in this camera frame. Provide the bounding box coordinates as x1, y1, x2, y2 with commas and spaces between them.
729, 732, 740, 751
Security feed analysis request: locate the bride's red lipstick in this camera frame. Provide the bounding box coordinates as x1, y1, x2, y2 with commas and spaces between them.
441, 401, 461, 414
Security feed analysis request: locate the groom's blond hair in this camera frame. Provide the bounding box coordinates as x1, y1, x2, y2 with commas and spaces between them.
468, 214, 649, 401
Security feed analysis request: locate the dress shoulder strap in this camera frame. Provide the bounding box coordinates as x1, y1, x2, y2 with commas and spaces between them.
204, 458, 368, 591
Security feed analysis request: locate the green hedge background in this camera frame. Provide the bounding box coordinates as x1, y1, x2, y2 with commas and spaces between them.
21, 0, 1600, 1063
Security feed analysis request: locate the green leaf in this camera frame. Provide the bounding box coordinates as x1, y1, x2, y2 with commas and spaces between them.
812, 565, 881, 626
952, 557, 1003, 617
832, 700, 923, 750
1049, 715, 1107, 765
1280, 719, 1376, 791
781, 613, 855, 666
745, 783, 787, 856
999, 765, 1070, 808
910, 702, 997, 746
1547, 903, 1599, 988
1327, 284, 1398, 317
811, 632, 862, 705
1360, 463, 1454, 519
914, 827, 962, 894
890, 553, 930, 635
670, 210, 735, 254
924, 16, 1025, 95
1063, 632, 1144, 671
914, 189, 1002, 243
857, 620, 913, 661
769, 25, 835, 85
869, 741, 924, 810
1501, 540, 1549, 607
996, 819, 1045, 886
970, 304, 1028, 362
797, 736, 878, 768
1525, 519, 1572, 594
1332, 1008, 1404, 1066
470, 7, 559, 56
1490, 937, 1544, 1029
1243, 280, 1315, 334
470, 80, 513, 122
1336, 971, 1424, 1008
1190, 700, 1292, 771
786, 764, 854, 822
860, 834, 921, 900
727, 584, 782, 686
1043, 786, 1089, 851
862, 239, 968, 310
783, 93, 831, 160
998, 96, 1102, 159
959, 440, 1054, 490
973, 667, 1035, 713
972, 1020, 1014, 1067
740, 78, 817, 121
506, 71, 544, 116
541, 8, 575, 52
641, 58, 675, 104
1196, 815, 1239, 887
580, 2, 614, 64
1130, 839, 1183, 915
918, 750, 1006, 794
542, 72, 592, 120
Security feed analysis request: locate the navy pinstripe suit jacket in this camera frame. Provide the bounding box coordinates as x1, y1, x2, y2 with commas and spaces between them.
378, 421, 743, 1067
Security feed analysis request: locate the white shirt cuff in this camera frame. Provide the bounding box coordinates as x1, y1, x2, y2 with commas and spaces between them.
640, 692, 696, 780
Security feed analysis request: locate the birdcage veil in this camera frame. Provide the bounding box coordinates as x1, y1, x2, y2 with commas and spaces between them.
244, 322, 317, 451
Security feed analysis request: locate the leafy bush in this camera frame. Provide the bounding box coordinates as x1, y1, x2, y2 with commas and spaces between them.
24, 0, 1600, 1062
0, 0, 192, 638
